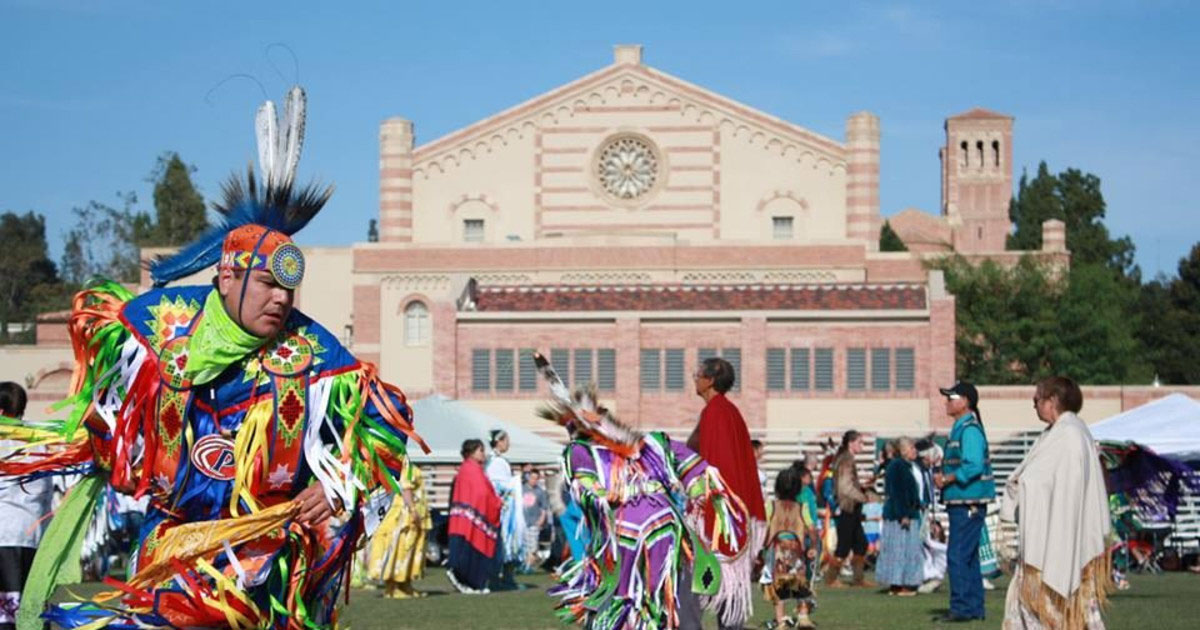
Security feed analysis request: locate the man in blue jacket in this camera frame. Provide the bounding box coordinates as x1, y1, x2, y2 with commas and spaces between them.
934, 381, 995, 622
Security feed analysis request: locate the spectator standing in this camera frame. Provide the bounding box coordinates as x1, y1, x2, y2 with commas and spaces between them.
521, 470, 549, 571
1000, 377, 1112, 629
823, 430, 877, 588
0, 382, 55, 630
752, 439, 769, 501
877, 438, 924, 596
935, 381, 995, 623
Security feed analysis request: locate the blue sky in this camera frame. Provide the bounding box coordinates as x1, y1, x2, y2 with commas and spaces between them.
2, 1, 1196, 278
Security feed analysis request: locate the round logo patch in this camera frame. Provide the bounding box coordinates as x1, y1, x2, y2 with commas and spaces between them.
269, 242, 306, 289
261, 332, 314, 377
190, 434, 237, 481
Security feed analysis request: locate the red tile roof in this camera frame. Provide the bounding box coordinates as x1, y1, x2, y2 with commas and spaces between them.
469, 283, 926, 312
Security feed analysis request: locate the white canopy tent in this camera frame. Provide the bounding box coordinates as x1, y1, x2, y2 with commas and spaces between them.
406, 394, 564, 465
1090, 393, 1200, 463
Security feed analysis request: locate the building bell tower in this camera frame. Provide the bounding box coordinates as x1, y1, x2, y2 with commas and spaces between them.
939, 108, 1013, 253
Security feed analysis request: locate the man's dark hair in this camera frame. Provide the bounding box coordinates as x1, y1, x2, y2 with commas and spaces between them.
0, 382, 27, 418
461, 438, 485, 459
837, 429, 861, 456
700, 357, 735, 394
751, 439, 763, 450
1037, 376, 1084, 414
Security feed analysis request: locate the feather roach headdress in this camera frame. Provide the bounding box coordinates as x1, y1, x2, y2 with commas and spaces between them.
149, 86, 333, 288
532, 352, 642, 457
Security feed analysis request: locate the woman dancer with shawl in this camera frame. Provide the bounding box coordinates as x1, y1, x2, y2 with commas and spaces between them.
486, 429, 525, 589
532, 353, 748, 630
447, 439, 501, 594
1001, 376, 1113, 629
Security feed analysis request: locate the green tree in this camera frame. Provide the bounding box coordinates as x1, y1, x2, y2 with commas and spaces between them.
1008, 162, 1137, 277
1007, 162, 1058, 252
149, 152, 207, 245
1053, 263, 1150, 383
61, 192, 153, 285
879, 220, 908, 252
0, 211, 61, 342
936, 255, 1148, 384
1139, 244, 1200, 384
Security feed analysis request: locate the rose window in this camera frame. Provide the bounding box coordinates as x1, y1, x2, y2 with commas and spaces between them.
596, 136, 659, 200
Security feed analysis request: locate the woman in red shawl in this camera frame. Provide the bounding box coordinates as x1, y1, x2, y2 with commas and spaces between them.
447, 439, 502, 594
687, 357, 768, 629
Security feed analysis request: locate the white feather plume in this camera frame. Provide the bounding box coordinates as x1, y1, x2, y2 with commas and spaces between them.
279, 86, 306, 188
253, 86, 307, 189
255, 100, 278, 187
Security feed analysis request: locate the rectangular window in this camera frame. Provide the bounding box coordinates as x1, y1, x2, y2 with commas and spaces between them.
895, 347, 915, 391
772, 216, 794, 240
697, 348, 718, 364
723, 348, 742, 392
790, 348, 811, 391
471, 349, 490, 392
814, 348, 834, 391
597, 348, 616, 391
494, 348, 514, 391
518, 348, 537, 391
573, 349, 593, 387
550, 348, 570, 387
847, 348, 866, 391
766, 348, 786, 391
664, 348, 685, 390
463, 219, 484, 242
640, 349, 661, 391
871, 348, 891, 391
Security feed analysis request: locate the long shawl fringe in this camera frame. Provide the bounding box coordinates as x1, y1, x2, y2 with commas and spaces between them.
1016, 553, 1114, 630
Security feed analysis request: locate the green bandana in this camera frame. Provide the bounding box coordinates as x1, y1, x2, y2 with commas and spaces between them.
187, 289, 269, 385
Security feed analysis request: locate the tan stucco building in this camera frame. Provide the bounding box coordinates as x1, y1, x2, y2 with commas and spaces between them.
5, 45, 1193, 435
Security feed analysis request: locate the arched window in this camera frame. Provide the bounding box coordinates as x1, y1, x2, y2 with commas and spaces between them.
992, 140, 1001, 167
404, 301, 430, 346
976, 141, 985, 168
960, 140, 969, 167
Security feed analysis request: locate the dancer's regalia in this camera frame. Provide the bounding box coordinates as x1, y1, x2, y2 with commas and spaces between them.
365, 460, 431, 597
533, 355, 748, 630
0, 87, 425, 630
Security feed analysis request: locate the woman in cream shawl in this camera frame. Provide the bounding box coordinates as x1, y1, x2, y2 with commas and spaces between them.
1001, 376, 1113, 629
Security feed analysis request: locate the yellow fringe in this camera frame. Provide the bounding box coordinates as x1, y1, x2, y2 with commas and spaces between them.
129, 500, 300, 588
1016, 553, 1113, 630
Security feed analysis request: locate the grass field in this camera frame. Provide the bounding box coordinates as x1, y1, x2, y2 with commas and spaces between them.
60, 568, 1200, 629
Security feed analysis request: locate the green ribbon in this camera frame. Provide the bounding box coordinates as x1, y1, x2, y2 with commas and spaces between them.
18, 475, 103, 630
187, 290, 267, 386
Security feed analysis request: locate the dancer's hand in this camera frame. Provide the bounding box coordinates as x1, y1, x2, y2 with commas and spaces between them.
296, 483, 338, 528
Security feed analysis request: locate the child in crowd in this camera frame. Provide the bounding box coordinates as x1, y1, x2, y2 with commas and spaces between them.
761, 467, 820, 629
919, 519, 948, 593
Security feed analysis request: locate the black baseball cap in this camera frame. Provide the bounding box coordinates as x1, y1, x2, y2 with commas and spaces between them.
939, 381, 979, 408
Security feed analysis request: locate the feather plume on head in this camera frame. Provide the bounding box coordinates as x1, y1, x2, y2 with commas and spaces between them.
149, 85, 333, 288
532, 352, 642, 458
